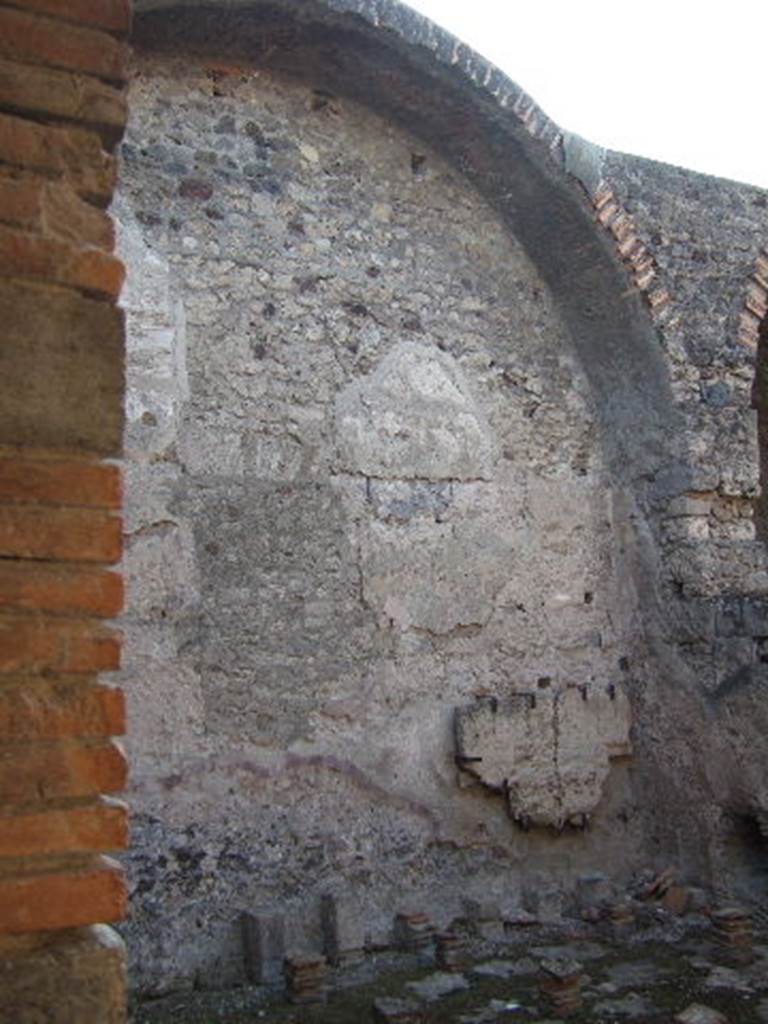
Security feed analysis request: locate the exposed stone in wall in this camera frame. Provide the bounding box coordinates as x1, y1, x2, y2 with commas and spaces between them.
117, 50, 646, 992
593, 154, 768, 903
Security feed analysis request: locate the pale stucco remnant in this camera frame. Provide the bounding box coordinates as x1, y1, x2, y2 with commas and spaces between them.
335, 340, 495, 480
454, 685, 632, 829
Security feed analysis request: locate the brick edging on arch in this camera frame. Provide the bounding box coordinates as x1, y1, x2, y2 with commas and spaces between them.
738, 247, 768, 350
590, 181, 671, 315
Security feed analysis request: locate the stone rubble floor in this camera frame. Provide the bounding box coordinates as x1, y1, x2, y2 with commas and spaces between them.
132, 916, 768, 1024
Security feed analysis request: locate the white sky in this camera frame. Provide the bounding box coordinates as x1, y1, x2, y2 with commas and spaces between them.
404, 1, 768, 190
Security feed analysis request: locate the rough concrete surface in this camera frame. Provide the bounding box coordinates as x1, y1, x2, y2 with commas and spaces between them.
116, 0, 768, 998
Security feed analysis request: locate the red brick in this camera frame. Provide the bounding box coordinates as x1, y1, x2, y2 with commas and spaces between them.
0, 174, 42, 231
0, 856, 126, 932
3, 0, 131, 36
0, 506, 122, 562
0, 8, 127, 84
0, 797, 127, 856
0, 739, 126, 803
0, 58, 127, 149
0, 456, 121, 510
0, 616, 120, 674
42, 179, 115, 249
0, 681, 124, 741
0, 113, 117, 207
0, 563, 123, 617
0, 225, 124, 298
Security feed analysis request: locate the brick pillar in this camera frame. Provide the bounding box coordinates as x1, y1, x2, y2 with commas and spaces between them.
0, 2, 131, 1021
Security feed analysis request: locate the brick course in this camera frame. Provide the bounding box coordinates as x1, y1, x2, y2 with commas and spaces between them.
0, 798, 128, 856
0, 58, 127, 147
0, 7, 127, 83
0, 457, 121, 509
0, 113, 117, 205
0, 682, 125, 742
0, 856, 127, 932
0, 739, 127, 803
0, 506, 122, 562
0, 563, 123, 618
0, 224, 125, 298
0, 617, 121, 674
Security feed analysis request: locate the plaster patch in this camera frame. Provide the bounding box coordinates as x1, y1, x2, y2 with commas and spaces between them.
454, 684, 631, 829
335, 341, 495, 480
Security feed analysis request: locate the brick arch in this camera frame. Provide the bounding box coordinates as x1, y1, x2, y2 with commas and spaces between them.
748, 250, 768, 538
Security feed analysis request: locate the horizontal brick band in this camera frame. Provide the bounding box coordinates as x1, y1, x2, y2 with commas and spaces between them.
0, 617, 120, 674
0, 57, 127, 149
0, 682, 125, 741
0, 7, 127, 84
0, 506, 122, 562
0, 457, 121, 510
0, 739, 126, 803
0, 175, 115, 250
0, 112, 117, 207
0, 225, 125, 298
0, 563, 123, 617
0, 797, 127, 856
0, 855, 126, 932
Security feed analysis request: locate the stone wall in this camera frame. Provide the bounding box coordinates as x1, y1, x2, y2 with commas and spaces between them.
0, 1, 131, 1020
117, 49, 647, 992
119, 0, 768, 998
598, 154, 768, 895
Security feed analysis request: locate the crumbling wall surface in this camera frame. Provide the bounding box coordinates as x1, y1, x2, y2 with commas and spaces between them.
598, 153, 768, 898
117, 51, 649, 993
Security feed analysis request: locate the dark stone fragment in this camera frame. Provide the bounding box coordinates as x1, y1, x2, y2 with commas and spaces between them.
343, 301, 368, 317
243, 120, 270, 149
701, 381, 731, 407
215, 115, 236, 134
250, 176, 282, 196
136, 210, 163, 227
179, 178, 214, 201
